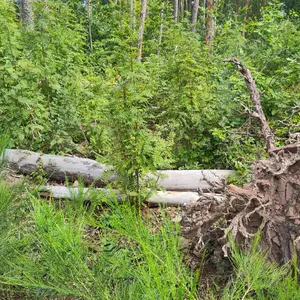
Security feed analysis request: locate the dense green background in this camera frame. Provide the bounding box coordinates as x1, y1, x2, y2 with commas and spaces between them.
1, 0, 299, 179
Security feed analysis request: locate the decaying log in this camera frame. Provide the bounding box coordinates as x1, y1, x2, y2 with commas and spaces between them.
38, 186, 222, 206
5, 149, 234, 191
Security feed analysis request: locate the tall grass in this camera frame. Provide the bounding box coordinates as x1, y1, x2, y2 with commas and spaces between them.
0, 188, 199, 299
217, 234, 300, 300
1, 172, 300, 299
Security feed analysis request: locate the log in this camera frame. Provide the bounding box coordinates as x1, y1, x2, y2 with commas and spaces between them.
155, 170, 233, 192
39, 186, 212, 206
5, 149, 116, 187
39, 186, 122, 201
5, 149, 234, 191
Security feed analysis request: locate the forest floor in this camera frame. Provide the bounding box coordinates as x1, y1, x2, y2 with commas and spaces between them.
2, 146, 300, 300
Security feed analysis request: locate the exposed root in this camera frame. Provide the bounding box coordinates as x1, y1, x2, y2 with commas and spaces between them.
181, 144, 300, 270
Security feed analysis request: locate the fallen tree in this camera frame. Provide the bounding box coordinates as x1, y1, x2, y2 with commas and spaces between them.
39, 186, 225, 206
5, 149, 233, 192
181, 58, 300, 270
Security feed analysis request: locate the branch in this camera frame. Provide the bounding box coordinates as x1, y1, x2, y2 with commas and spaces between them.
224, 57, 276, 152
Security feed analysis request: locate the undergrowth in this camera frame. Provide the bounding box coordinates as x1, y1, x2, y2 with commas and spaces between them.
215, 234, 300, 299
0, 132, 299, 300
1, 180, 300, 299
0, 183, 199, 299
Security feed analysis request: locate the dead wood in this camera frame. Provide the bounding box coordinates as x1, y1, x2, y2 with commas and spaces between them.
181, 146, 300, 270
224, 57, 276, 152
181, 59, 300, 272
39, 186, 208, 206
5, 149, 233, 192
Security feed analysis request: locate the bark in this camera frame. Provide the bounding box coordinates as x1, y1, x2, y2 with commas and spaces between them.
203, 0, 206, 27
5, 149, 234, 191
174, 0, 179, 22
137, 0, 147, 62
241, 0, 250, 38
188, 0, 192, 16
6, 149, 115, 187
205, 0, 216, 46
19, 0, 34, 30
236, 0, 240, 14
190, 0, 199, 32
86, 0, 93, 51
39, 186, 216, 206
224, 58, 276, 152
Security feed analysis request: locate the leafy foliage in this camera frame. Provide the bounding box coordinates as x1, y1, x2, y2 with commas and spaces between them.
1, 0, 300, 182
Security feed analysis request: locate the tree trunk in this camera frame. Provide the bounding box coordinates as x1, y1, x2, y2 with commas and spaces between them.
174, 0, 179, 22
187, 0, 192, 17
243, 0, 249, 23
242, 0, 250, 37
86, 0, 93, 51
236, 0, 240, 14
130, 0, 136, 29
5, 149, 234, 191
205, 0, 216, 46
39, 186, 216, 206
180, 0, 184, 19
18, 0, 34, 30
137, 0, 147, 62
190, 0, 199, 32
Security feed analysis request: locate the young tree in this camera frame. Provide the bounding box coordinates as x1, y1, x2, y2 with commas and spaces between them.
137, 0, 147, 61
18, 0, 34, 30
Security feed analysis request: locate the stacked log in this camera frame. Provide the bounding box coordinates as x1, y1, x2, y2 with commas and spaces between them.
5, 149, 233, 205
